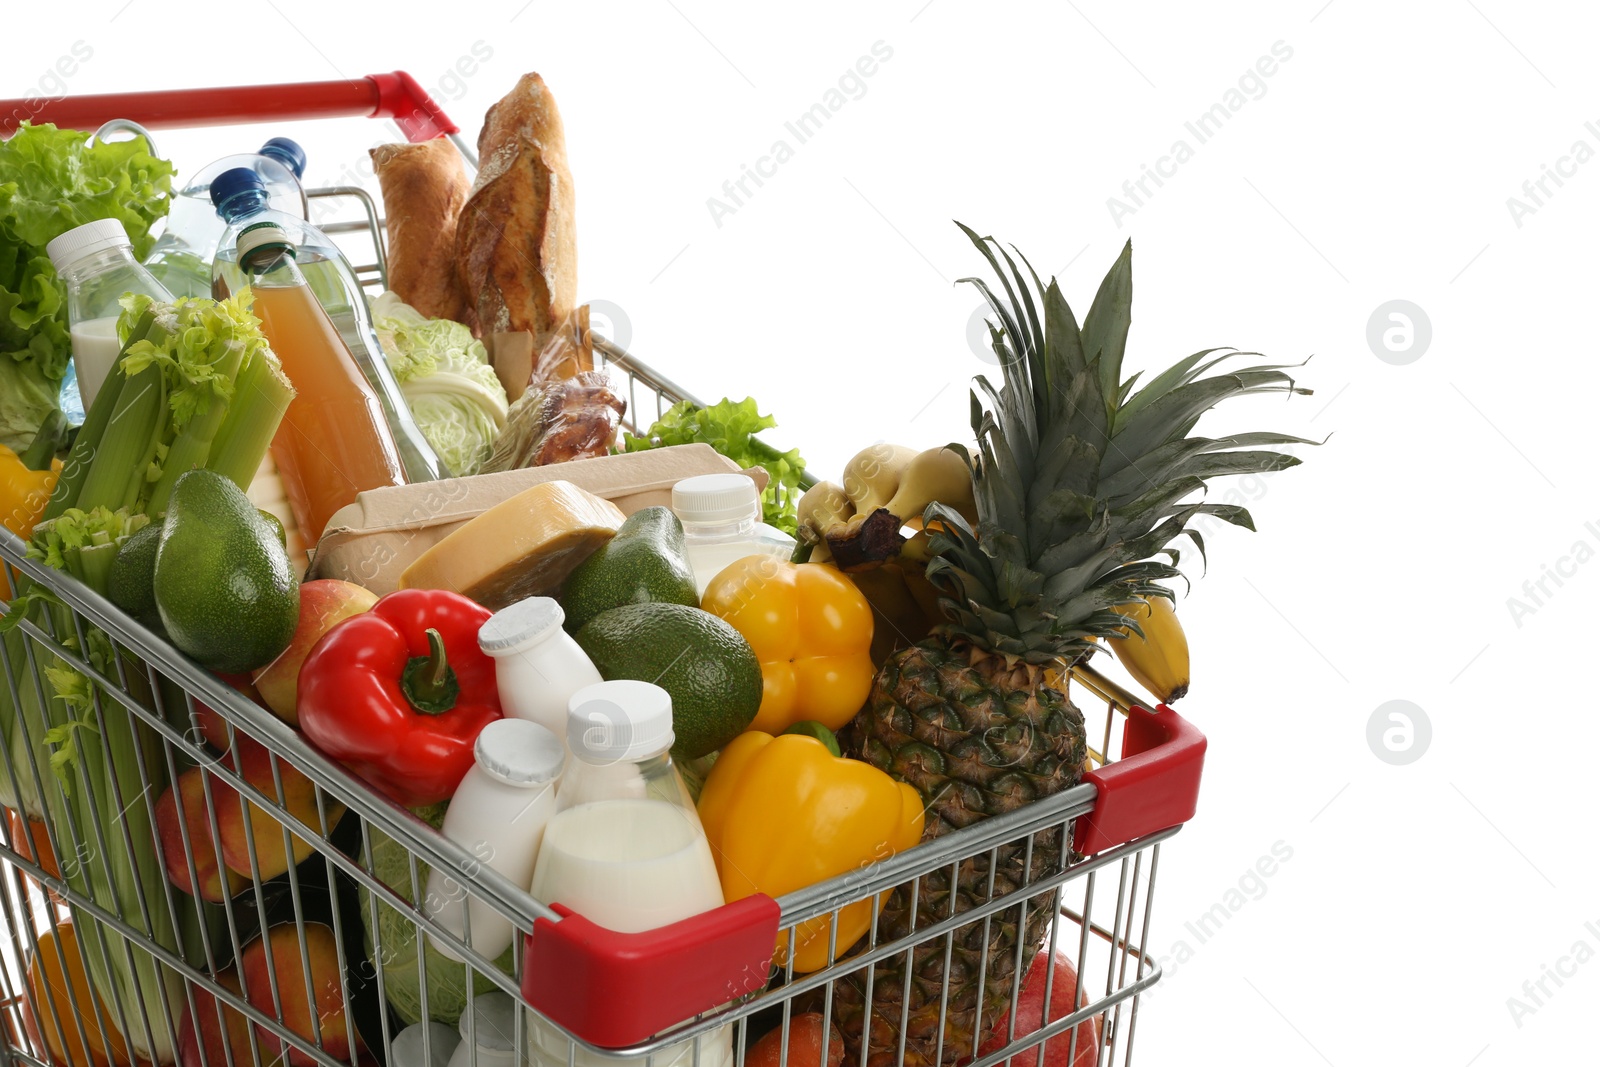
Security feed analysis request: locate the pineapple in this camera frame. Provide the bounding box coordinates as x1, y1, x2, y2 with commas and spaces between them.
832, 226, 1313, 1066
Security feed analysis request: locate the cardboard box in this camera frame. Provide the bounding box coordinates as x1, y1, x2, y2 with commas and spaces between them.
308, 444, 764, 595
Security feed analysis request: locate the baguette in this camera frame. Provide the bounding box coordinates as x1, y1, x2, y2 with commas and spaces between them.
370, 138, 474, 324
456, 72, 577, 399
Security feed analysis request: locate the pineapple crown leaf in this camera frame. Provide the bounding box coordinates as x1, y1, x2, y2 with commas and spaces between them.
928, 224, 1315, 658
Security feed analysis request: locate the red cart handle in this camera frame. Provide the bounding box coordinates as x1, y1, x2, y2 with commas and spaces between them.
0, 72, 456, 142
1073, 701, 1207, 856
523, 896, 781, 1049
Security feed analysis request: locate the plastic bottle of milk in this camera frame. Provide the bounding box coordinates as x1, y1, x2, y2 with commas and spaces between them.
426, 718, 564, 963
528, 681, 731, 1067
670, 473, 796, 596
476, 597, 602, 759
46, 219, 174, 412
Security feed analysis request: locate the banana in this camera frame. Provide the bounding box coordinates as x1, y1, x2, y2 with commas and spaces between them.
1108, 594, 1190, 703
828, 445, 975, 570
840, 443, 919, 514
796, 481, 852, 562
880, 446, 976, 528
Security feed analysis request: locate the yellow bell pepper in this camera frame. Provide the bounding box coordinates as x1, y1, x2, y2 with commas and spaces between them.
698, 729, 925, 973
2, 410, 66, 542
701, 558, 876, 732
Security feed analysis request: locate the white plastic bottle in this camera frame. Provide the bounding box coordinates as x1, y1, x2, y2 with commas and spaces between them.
426, 718, 564, 963
45, 219, 174, 411
476, 597, 602, 755
670, 473, 796, 595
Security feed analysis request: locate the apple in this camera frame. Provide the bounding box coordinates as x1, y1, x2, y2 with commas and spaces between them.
156, 739, 344, 901
238, 923, 354, 1067
179, 969, 257, 1067
972, 947, 1101, 1067
192, 672, 265, 752
252, 580, 378, 725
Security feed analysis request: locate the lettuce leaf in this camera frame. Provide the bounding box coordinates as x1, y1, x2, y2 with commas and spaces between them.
0, 123, 175, 443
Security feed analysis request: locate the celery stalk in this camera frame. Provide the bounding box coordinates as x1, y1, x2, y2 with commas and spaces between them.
44, 310, 153, 521
75, 363, 166, 514
145, 340, 245, 516
207, 346, 295, 493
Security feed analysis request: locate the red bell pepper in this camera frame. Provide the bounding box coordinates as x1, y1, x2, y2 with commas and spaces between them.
297, 588, 502, 807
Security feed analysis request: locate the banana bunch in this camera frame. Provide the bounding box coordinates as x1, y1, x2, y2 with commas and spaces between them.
798, 443, 977, 569
1107, 593, 1191, 703
796, 443, 978, 665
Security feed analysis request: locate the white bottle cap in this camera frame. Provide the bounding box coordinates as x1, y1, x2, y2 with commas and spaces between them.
236, 220, 297, 260
45, 219, 132, 273
473, 719, 565, 787
672, 473, 760, 524
477, 597, 565, 656
566, 680, 674, 764
458, 991, 517, 1053
390, 1022, 460, 1067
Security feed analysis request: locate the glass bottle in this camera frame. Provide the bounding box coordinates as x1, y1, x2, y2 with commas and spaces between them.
209, 167, 449, 482
45, 218, 174, 412
528, 681, 731, 1067
227, 214, 406, 545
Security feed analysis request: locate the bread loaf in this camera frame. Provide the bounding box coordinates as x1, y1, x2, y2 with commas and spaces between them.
370, 138, 473, 324
456, 73, 577, 399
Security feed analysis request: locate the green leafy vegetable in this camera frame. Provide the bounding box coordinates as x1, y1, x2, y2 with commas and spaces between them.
372, 291, 508, 476
0, 123, 176, 450
623, 397, 808, 534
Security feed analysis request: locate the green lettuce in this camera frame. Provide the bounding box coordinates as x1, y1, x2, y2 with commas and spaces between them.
372, 291, 508, 476
0, 123, 175, 448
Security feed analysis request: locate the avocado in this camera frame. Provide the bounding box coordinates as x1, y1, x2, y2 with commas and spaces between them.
573, 602, 762, 760
107, 520, 164, 628
153, 469, 299, 674
560, 507, 699, 633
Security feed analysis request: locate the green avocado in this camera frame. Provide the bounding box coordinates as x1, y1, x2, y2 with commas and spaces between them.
153, 469, 299, 674
107, 520, 164, 628
560, 506, 699, 633
573, 602, 762, 760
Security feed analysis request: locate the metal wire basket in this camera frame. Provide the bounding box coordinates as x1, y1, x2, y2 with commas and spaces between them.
0, 73, 1206, 1067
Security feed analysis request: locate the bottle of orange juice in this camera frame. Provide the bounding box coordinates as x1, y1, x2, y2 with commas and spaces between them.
215, 189, 405, 546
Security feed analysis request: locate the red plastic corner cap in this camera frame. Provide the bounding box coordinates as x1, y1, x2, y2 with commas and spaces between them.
1073, 703, 1206, 856
367, 72, 459, 141
522, 895, 780, 1049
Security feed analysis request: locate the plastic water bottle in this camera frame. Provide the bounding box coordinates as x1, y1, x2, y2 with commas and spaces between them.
209, 167, 449, 482
144, 137, 307, 299
671, 473, 797, 595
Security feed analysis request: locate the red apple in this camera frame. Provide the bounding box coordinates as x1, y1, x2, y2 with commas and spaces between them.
238, 923, 353, 1067
252, 580, 378, 725
192, 672, 265, 752
972, 948, 1101, 1067
179, 969, 258, 1067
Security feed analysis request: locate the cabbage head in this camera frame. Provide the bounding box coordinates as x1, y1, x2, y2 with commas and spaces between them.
372, 292, 508, 476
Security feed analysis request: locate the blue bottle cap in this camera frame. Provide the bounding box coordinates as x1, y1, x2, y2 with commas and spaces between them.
209, 167, 269, 220
259, 137, 307, 179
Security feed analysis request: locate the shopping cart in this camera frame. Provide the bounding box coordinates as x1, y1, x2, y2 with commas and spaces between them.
0, 75, 1206, 1067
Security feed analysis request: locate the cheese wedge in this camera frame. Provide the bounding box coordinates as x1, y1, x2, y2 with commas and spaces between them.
398, 480, 625, 608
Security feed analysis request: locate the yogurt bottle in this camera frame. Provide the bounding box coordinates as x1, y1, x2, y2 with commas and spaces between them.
477, 597, 602, 754
426, 718, 564, 963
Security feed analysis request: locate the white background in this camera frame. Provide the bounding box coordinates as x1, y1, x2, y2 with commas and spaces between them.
9, 1, 1599, 1063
